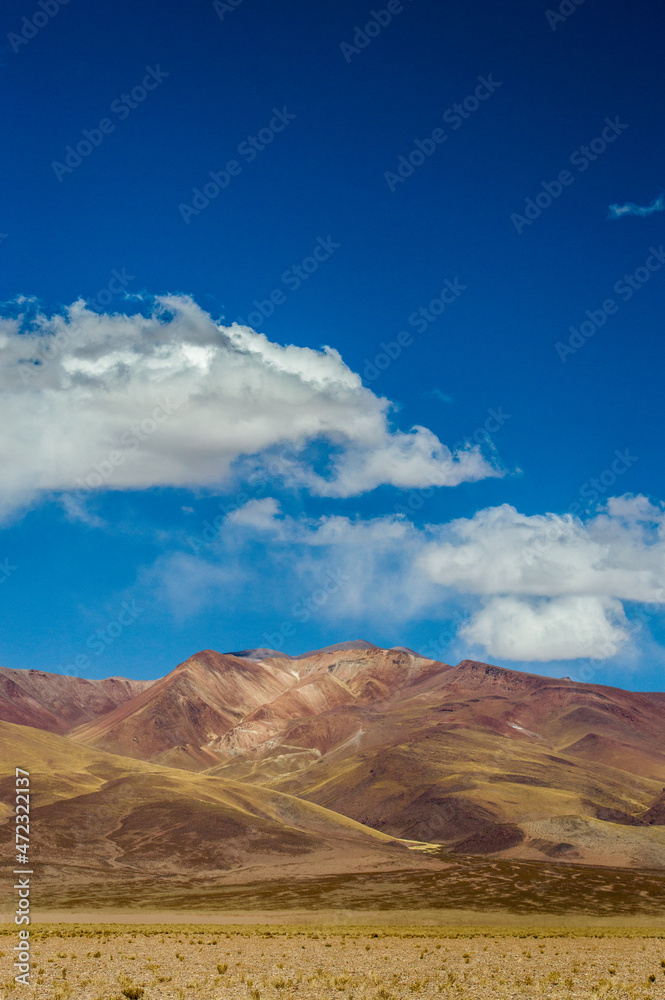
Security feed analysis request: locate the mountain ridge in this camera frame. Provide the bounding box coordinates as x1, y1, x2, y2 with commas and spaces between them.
3, 643, 665, 868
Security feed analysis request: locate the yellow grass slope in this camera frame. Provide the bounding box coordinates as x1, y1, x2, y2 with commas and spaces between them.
0, 720, 438, 900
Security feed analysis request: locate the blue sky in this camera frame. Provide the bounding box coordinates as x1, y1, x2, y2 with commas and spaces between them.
1, 0, 665, 689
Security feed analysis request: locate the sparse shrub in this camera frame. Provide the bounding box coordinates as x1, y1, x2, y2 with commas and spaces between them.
216, 962, 228, 973
121, 988, 144, 999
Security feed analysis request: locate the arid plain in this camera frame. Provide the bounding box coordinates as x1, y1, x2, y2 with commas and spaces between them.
2, 924, 665, 1000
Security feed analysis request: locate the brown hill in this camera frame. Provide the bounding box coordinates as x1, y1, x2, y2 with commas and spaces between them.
203, 652, 665, 868
68, 649, 306, 768
0, 665, 150, 734
0, 720, 439, 908
641, 789, 665, 825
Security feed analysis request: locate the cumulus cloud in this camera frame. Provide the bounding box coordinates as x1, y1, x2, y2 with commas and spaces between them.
417, 503, 665, 603
158, 495, 665, 662
461, 595, 628, 661
418, 500, 665, 660
608, 193, 665, 219
0, 294, 499, 515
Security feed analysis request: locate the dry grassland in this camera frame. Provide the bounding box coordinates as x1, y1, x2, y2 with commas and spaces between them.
1, 923, 664, 1000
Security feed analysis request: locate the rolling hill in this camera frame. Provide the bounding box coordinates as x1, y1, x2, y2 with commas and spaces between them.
0, 719, 439, 908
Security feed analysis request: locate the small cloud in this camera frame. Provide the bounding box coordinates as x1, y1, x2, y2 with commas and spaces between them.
421, 388, 454, 404
608, 193, 665, 219
60, 495, 106, 529
181, 506, 194, 514
227, 497, 282, 530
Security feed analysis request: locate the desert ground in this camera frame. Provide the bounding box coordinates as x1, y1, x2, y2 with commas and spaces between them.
1, 921, 664, 1000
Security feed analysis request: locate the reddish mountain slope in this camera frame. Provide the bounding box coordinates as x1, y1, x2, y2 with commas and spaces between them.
205, 652, 665, 867
0, 665, 150, 734
68, 649, 301, 767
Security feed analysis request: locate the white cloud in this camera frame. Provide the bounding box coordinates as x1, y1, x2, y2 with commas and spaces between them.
0, 294, 499, 515
608, 193, 665, 219
418, 499, 665, 660
417, 502, 665, 604
158, 495, 665, 662
59, 494, 106, 529
175, 498, 430, 623
461, 595, 628, 661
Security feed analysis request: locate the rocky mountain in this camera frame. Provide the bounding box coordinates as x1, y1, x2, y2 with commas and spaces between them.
3, 642, 665, 869
68, 649, 301, 769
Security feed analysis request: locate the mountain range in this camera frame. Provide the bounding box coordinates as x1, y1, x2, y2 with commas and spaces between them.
2, 641, 665, 909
